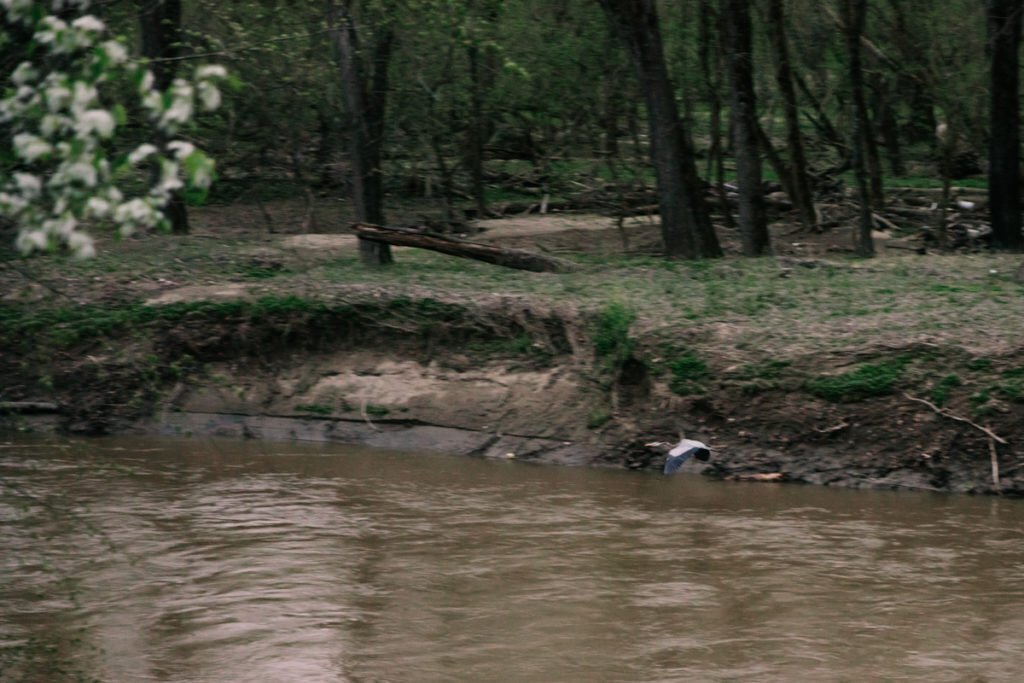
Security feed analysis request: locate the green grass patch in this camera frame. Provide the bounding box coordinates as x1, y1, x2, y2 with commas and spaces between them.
593, 302, 636, 369
807, 359, 908, 402
668, 352, 710, 396
967, 358, 993, 371
929, 374, 962, 407
587, 408, 611, 429
0, 294, 485, 353
295, 403, 333, 415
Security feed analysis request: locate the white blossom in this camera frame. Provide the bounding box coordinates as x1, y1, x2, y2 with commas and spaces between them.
13, 133, 54, 161
138, 70, 155, 94
141, 90, 163, 115
16, 230, 49, 254
71, 15, 104, 32
3, 2, 227, 258
197, 81, 221, 111
104, 186, 123, 204
14, 173, 42, 198
74, 108, 115, 138
196, 65, 227, 80
72, 81, 98, 111
40, 113, 67, 137
3, 0, 35, 16
0, 192, 29, 214
44, 84, 72, 112
159, 80, 194, 131
57, 160, 98, 187
85, 196, 111, 218
11, 62, 38, 86
190, 158, 214, 190
128, 143, 158, 165
101, 40, 127, 64
67, 230, 96, 258
155, 159, 184, 195
114, 198, 161, 231
166, 141, 195, 159
43, 214, 77, 237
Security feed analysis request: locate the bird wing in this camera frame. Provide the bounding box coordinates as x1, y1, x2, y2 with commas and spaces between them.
668, 439, 708, 457
663, 448, 697, 475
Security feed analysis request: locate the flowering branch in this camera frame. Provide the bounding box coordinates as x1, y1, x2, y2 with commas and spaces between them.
0, 0, 226, 257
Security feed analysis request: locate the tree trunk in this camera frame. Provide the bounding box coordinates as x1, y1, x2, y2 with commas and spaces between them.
466, 42, 488, 219
328, 0, 393, 265
874, 82, 905, 176
137, 0, 189, 235
844, 0, 875, 256
988, 0, 1023, 250
597, 0, 721, 259
766, 0, 817, 231
698, 0, 734, 230
721, 0, 769, 255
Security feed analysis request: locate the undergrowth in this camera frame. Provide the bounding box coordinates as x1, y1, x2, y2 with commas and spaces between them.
807, 359, 909, 402
593, 302, 636, 370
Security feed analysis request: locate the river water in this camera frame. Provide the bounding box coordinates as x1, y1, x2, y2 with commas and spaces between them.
3, 435, 1024, 682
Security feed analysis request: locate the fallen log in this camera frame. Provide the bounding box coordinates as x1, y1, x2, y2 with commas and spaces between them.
351, 223, 580, 273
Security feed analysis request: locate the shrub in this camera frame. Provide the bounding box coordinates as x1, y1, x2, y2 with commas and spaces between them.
807, 360, 906, 402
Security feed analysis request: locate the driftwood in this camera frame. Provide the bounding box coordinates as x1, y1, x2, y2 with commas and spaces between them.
351, 223, 579, 273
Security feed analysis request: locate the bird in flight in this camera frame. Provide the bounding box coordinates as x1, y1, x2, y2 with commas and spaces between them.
654, 438, 712, 475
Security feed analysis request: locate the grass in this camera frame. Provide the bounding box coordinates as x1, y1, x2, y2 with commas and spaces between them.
5, 214, 1024, 375
807, 359, 909, 403
295, 403, 333, 415
666, 352, 710, 396
593, 302, 636, 369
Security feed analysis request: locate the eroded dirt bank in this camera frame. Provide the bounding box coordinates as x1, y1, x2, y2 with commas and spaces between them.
2, 284, 1023, 496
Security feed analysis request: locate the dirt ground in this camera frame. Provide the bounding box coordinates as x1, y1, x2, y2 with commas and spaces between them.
3, 195, 1024, 496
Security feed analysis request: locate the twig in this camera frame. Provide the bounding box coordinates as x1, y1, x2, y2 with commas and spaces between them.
989, 438, 1002, 493
903, 393, 1008, 444
871, 212, 900, 232
815, 420, 849, 435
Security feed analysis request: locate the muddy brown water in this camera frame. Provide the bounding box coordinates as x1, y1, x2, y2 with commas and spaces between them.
3, 436, 1024, 682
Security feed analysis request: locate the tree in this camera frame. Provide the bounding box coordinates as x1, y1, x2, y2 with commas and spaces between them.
843, 0, 875, 256
596, 0, 721, 259
765, 0, 817, 231
1, 1, 222, 258
721, 0, 769, 255
987, 0, 1023, 251
137, 0, 189, 234
327, 0, 394, 266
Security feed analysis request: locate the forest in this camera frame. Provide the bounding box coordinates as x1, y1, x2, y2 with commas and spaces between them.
4, 0, 1022, 263
4, 1, 1024, 495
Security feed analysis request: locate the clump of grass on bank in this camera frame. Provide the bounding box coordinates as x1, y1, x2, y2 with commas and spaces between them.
593, 302, 636, 370
667, 352, 710, 396
807, 359, 909, 402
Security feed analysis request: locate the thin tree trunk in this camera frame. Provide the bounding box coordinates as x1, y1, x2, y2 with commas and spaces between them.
766, 0, 816, 231
328, 0, 393, 265
138, 0, 189, 235
875, 83, 905, 176
844, 0, 875, 256
699, 0, 734, 229
597, 0, 721, 259
466, 42, 488, 219
721, 0, 769, 255
988, 0, 1023, 250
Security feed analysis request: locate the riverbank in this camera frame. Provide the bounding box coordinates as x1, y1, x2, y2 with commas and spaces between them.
3, 208, 1024, 495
